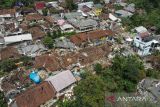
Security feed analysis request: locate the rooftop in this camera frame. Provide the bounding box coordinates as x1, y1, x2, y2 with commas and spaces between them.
27, 27, 45, 40
4, 33, 32, 44
14, 81, 56, 107
34, 43, 111, 71
64, 12, 98, 29
45, 70, 76, 92
70, 30, 114, 45
25, 14, 44, 21
0, 46, 20, 60
0, 9, 16, 16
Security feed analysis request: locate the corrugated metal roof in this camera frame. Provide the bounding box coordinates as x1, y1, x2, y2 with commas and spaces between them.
4, 33, 32, 44
45, 70, 76, 92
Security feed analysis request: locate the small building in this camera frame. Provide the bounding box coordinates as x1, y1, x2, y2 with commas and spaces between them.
54, 37, 77, 49
70, 30, 114, 47
10, 81, 56, 107
18, 43, 47, 57
109, 13, 118, 21
133, 26, 159, 56
46, 1, 58, 8
27, 27, 46, 40
80, 5, 92, 13
35, 1, 46, 14
34, 54, 62, 72
0, 46, 20, 61
64, 12, 98, 32
115, 9, 133, 17
4, 33, 32, 45
25, 13, 44, 25
60, 23, 75, 33
45, 70, 76, 93
124, 3, 135, 13
93, 4, 103, 16
78, 2, 94, 9
0, 9, 16, 24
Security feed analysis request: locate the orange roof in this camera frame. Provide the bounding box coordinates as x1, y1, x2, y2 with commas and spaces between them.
34, 43, 111, 71
0, 9, 16, 15
70, 30, 114, 45
44, 16, 55, 24
15, 82, 56, 107
0, 46, 20, 60
139, 31, 150, 38
27, 27, 45, 40
34, 54, 62, 72
25, 14, 44, 21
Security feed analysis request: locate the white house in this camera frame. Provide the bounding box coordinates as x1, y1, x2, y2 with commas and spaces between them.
109, 13, 118, 21
60, 23, 75, 33
78, 2, 94, 9
133, 26, 159, 56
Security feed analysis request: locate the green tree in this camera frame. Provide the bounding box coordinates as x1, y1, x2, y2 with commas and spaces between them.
20, 56, 33, 66
1, 0, 15, 7
56, 99, 75, 107
99, 55, 145, 92
57, 29, 62, 37
126, 0, 160, 33
43, 36, 54, 49
73, 74, 106, 107
0, 92, 7, 107
42, 8, 48, 16
94, 63, 103, 74
0, 59, 17, 72
65, 0, 78, 11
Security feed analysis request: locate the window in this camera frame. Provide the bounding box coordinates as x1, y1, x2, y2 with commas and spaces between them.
151, 43, 154, 47
136, 37, 139, 40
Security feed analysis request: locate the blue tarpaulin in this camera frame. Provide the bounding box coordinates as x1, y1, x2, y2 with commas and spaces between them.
29, 71, 41, 84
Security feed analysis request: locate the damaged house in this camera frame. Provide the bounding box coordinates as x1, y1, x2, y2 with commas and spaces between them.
70, 30, 114, 47
64, 12, 98, 32
10, 81, 56, 107
133, 26, 159, 56
34, 43, 111, 72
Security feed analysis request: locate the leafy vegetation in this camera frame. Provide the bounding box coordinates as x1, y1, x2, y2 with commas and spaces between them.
123, 0, 160, 33
65, 0, 78, 11
0, 59, 17, 72
58, 55, 151, 106
19, 56, 33, 66
43, 36, 54, 49
42, 8, 48, 16
99, 55, 145, 92
58, 73, 106, 107
0, 92, 7, 107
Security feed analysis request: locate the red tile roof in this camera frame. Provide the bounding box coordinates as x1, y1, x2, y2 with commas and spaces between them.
35, 2, 45, 10
70, 30, 114, 45
139, 31, 150, 38
25, 14, 44, 21
0, 46, 20, 60
34, 43, 111, 71
44, 16, 55, 24
15, 81, 56, 107
34, 54, 62, 72
0, 9, 16, 16
27, 27, 46, 40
